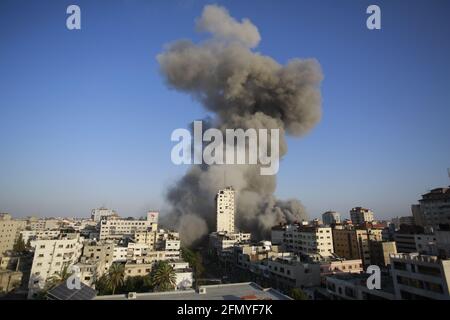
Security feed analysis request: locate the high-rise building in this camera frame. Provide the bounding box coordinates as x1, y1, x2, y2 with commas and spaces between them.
412, 187, 450, 229
216, 187, 235, 233
350, 207, 374, 225
322, 211, 341, 225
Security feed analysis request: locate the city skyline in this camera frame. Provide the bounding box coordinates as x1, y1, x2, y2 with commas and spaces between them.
1, 0, 450, 221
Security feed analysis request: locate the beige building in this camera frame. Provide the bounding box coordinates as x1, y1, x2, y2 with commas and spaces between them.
81, 240, 114, 277
0, 270, 23, 294
0, 213, 23, 255
369, 241, 397, 267
350, 207, 374, 225
216, 187, 235, 233
333, 226, 383, 266
134, 231, 156, 249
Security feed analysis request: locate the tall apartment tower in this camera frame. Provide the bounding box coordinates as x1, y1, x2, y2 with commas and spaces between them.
216, 187, 235, 233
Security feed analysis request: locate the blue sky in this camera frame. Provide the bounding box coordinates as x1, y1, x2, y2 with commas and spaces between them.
0, 0, 449, 220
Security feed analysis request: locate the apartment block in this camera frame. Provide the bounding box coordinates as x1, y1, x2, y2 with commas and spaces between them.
81, 240, 114, 277
390, 253, 450, 300
99, 217, 157, 240
28, 233, 84, 298
273, 224, 333, 258
0, 214, 23, 255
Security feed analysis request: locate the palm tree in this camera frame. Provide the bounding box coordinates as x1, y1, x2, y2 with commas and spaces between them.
151, 261, 177, 292
107, 263, 125, 295
47, 264, 71, 288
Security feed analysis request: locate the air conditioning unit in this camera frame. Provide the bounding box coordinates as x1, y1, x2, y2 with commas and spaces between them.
127, 292, 137, 299
199, 287, 207, 295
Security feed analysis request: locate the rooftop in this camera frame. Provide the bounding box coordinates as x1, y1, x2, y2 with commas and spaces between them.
94, 282, 291, 300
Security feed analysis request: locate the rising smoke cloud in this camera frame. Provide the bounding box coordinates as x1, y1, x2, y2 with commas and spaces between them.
157, 5, 323, 245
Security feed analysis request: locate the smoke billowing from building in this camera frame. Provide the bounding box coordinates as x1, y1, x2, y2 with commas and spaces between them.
157, 5, 323, 245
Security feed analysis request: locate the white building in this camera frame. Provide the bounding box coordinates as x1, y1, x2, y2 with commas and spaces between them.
266, 255, 321, 290
99, 217, 157, 240
216, 187, 235, 233
113, 246, 128, 262
272, 224, 334, 258
350, 207, 374, 225
28, 233, 84, 298
91, 207, 118, 222
169, 261, 193, 290
21, 230, 61, 244
390, 253, 450, 300
322, 211, 341, 225
209, 232, 251, 255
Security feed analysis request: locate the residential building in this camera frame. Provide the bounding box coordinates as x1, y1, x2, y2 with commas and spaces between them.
413, 187, 450, 229
369, 241, 397, 267
210, 232, 251, 257
390, 253, 450, 300
326, 273, 395, 300
124, 262, 153, 278
333, 226, 383, 266
113, 246, 128, 262
28, 233, 84, 298
319, 259, 363, 280
99, 216, 157, 241
415, 234, 438, 255
273, 224, 334, 258
0, 213, 22, 255
266, 255, 321, 291
81, 240, 114, 277
216, 187, 235, 233
20, 230, 61, 244
394, 233, 417, 253
350, 207, 374, 225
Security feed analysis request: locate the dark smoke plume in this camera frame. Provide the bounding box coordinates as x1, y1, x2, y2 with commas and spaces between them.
158, 5, 323, 245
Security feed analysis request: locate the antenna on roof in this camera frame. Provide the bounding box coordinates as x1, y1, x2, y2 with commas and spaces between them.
448, 168, 450, 183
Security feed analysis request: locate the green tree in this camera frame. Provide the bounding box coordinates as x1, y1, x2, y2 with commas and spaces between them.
150, 261, 177, 292
13, 234, 26, 253
94, 274, 112, 295
289, 288, 309, 300
47, 264, 72, 288
181, 247, 204, 279
107, 263, 125, 295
